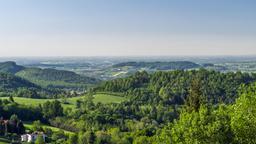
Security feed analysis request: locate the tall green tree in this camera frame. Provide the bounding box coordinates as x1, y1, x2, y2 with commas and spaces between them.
185, 78, 204, 112
231, 84, 256, 144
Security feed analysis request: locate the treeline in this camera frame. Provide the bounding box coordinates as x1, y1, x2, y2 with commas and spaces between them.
0, 98, 44, 121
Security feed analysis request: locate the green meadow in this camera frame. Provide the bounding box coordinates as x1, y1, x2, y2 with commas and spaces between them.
93, 93, 126, 104
0, 93, 126, 109
0, 97, 80, 109
23, 122, 74, 135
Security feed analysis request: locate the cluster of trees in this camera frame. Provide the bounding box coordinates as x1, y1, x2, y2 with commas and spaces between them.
149, 82, 256, 143
0, 98, 44, 122
40, 100, 64, 119
0, 114, 25, 135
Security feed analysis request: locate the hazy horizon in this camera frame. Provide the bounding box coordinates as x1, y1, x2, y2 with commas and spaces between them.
0, 0, 255, 56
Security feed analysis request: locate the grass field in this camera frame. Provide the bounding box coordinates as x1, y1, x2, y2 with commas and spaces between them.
0, 93, 126, 109
24, 122, 74, 135
93, 93, 126, 104
0, 96, 82, 109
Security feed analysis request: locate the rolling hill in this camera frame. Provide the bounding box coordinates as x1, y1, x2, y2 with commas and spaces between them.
16, 68, 99, 89
0, 61, 99, 90
0, 61, 25, 74
0, 73, 39, 91
112, 61, 201, 70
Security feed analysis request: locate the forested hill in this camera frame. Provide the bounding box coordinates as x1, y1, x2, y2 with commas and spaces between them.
0, 61, 25, 74
0, 73, 38, 90
95, 69, 256, 104
112, 61, 201, 70
16, 68, 99, 89
0, 61, 99, 90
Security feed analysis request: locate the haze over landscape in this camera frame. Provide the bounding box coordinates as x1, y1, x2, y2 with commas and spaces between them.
0, 0, 256, 56
1, 1, 256, 144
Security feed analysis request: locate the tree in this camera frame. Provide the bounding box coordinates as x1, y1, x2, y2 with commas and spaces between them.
95, 131, 111, 144
41, 100, 63, 119
85, 131, 96, 144
9, 96, 14, 103
78, 131, 94, 144
185, 78, 204, 112
67, 134, 78, 144
52, 130, 66, 141
10, 114, 18, 122
231, 84, 256, 143
16, 121, 25, 134
169, 105, 232, 144
35, 135, 45, 144
32, 120, 43, 131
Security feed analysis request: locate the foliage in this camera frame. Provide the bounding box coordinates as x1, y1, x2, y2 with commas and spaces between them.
35, 135, 45, 144
41, 100, 63, 119
231, 83, 256, 144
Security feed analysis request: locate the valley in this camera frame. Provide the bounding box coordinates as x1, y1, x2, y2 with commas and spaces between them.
0, 57, 256, 143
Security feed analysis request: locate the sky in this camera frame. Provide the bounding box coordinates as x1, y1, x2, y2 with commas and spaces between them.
0, 0, 255, 56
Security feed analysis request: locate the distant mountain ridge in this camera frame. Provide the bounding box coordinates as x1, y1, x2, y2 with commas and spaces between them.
113, 61, 201, 70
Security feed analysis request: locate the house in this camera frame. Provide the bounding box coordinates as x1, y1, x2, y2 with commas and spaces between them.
21, 132, 46, 143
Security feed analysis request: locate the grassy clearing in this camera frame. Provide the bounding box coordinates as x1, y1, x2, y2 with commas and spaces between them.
0, 96, 82, 109
0, 93, 127, 109
24, 122, 74, 135
93, 93, 126, 104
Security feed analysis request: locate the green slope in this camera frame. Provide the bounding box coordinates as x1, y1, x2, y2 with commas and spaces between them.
16, 68, 99, 89
93, 93, 126, 104
0, 61, 100, 90
0, 61, 25, 74
0, 72, 39, 91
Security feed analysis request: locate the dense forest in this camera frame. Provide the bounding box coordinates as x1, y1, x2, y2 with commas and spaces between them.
1, 69, 256, 143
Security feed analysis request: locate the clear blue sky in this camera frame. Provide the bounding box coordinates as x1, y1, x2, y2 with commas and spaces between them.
0, 0, 255, 56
